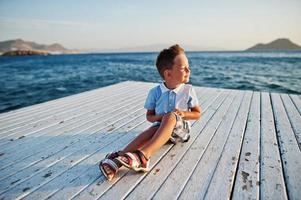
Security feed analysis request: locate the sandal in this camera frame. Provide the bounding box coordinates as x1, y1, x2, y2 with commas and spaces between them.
105, 151, 121, 159
99, 158, 119, 181
115, 150, 150, 172
99, 151, 123, 181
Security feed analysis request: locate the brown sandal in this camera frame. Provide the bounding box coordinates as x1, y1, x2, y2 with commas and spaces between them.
99, 151, 123, 181
115, 150, 150, 172
99, 158, 119, 181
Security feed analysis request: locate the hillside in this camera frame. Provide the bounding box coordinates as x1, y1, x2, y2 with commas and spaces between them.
246, 38, 301, 51
0, 39, 75, 53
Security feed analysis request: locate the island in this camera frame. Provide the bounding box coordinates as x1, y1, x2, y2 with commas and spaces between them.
2, 50, 50, 56
0, 39, 77, 56
246, 38, 301, 51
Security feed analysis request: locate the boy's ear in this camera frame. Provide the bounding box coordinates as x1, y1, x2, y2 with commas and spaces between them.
163, 69, 171, 79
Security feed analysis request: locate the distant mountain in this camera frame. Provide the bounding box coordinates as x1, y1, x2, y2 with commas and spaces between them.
0, 39, 77, 54
246, 38, 301, 51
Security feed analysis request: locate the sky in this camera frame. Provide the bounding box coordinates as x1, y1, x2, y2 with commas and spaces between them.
0, 0, 300, 50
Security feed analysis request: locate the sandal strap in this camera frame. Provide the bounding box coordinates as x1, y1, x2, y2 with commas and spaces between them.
102, 158, 119, 171
124, 151, 148, 167
134, 150, 148, 166
105, 152, 123, 168
105, 151, 122, 159
116, 151, 150, 171
100, 158, 120, 181
125, 152, 140, 167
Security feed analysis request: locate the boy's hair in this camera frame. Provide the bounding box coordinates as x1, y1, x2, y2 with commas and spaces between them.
156, 44, 185, 79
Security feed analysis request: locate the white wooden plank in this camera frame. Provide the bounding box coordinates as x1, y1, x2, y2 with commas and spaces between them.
149, 90, 238, 200
0, 87, 146, 150
3, 81, 147, 122
0, 86, 147, 157
0, 99, 146, 181
0, 81, 129, 120
0, 81, 134, 125
271, 93, 301, 200
0, 87, 147, 168
0, 104, 146, 188
289, 94, 301, 115
0, 85, 134, 136
281, 94, 301, 150
177, 91, 245, 200
204, 91, 252, 200
0, 107, 148, 199
260, 92, 288, 200
20, 118, 150, 200
95, 88, 223, 200
232, 92, 261, 200
0, 83, 146, 140
0, 95, 146, 184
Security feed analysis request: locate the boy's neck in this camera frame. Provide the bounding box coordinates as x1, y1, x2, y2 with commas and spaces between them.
164, 81, 182, 90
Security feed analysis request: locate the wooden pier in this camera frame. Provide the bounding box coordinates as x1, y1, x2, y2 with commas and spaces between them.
0, 81, 300, 200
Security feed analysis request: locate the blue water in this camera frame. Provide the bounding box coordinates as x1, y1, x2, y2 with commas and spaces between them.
0, 51, 301, 113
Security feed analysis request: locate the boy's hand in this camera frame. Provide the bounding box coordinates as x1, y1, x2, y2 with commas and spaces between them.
146, 109, 164, 122
173, 108, 185, 118
173, 106, 201, 120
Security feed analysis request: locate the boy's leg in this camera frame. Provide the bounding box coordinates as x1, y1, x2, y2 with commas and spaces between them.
121, 125, 159, 153
101, 126, 158, 180
140, 112, 176, 158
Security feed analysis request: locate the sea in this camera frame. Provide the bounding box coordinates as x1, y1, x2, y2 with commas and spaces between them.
0, 51, 301, 114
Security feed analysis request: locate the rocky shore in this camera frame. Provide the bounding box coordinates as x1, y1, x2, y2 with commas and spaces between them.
1, 50, 51, 56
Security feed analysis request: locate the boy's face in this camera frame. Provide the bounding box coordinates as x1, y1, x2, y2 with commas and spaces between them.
166, 53, 190, 84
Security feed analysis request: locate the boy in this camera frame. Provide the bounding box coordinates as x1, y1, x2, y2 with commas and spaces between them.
99, 44, 201, 181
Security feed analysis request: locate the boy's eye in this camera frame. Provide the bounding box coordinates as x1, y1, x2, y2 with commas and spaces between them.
180, 67, 189, 71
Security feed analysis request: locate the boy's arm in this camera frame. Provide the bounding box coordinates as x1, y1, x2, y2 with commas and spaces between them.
146, 109, 164, 123
174, 106, 201, 120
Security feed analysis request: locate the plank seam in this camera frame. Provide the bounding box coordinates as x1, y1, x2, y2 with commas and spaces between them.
269, 93, 290, 199
229, 91, 253, 199
281, 94, 301, 151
